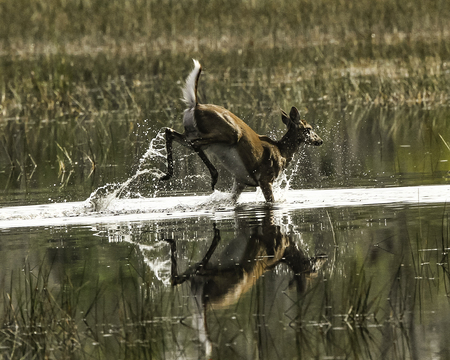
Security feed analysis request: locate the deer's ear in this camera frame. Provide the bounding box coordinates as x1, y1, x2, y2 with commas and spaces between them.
289, 107, 300, 123
281, 109, 290, 125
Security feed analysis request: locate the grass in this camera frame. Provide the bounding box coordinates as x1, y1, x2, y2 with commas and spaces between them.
1, 261, 85, 359
1, 0, 450, 121
1, 0, 450, 201
0, 256, 170, 359
1, 0, 450, 51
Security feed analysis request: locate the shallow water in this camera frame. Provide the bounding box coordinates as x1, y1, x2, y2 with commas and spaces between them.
1, 113, 450, 359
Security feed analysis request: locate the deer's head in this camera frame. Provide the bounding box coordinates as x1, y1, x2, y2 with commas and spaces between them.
281, 107, 323, 146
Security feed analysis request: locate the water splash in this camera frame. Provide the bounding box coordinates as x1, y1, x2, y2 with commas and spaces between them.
87, 129, 168, 212
83, 126, 339, 213
138, 129, 168, 170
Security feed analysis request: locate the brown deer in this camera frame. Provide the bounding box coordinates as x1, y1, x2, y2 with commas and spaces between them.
161, 60, 323, 202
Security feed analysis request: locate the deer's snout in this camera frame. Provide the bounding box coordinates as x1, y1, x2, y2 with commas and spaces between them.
313, 137, 323, 146
306, 131, 323, 146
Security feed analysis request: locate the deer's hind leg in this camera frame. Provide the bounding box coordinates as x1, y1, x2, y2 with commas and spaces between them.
160, 127, 218, 190
160, 128, 185, 181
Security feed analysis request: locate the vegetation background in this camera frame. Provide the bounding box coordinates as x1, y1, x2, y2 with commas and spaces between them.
1, 0, 450, 202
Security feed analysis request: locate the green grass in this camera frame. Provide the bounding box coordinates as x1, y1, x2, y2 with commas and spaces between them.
1, 0, 450, 201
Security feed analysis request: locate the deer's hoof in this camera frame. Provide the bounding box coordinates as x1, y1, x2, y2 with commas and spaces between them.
211, 171, 218, 191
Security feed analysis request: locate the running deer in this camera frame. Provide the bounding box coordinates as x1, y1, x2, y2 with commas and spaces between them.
161, 59, 323, 202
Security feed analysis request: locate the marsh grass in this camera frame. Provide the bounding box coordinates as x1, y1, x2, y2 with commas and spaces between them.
1, 0, 450, 200
1, 261, 85, 359
1, 0, 450, 52
0, 255, 171, 359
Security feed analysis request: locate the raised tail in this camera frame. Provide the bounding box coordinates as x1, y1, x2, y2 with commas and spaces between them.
182, 59, 202, 109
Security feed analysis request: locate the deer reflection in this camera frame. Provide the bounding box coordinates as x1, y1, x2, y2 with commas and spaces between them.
165, 210, 327, 357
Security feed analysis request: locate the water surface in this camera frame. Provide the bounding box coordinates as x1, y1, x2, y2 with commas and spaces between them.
1, 196, 449, 359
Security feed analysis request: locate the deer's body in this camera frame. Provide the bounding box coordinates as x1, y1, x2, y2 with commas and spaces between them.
161, 59, 323, 202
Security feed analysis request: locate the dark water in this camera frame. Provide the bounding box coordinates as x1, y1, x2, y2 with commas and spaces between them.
1, 202, 449, 359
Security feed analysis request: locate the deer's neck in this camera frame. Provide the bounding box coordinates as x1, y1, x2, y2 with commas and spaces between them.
278, 129, 302, 166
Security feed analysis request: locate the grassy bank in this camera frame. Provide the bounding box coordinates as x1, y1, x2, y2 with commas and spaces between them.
1, 0, 450, 120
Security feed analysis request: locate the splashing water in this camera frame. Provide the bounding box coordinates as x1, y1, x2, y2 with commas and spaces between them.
85, 127, 316, 213
138, 130, 168, 171
85, 128, 228, 213
87, 129, 168, 212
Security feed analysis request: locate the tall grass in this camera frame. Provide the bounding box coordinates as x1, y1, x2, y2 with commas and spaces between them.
1, 0, 450, 51
1, 0, 450, 120
1, 0, 450, 201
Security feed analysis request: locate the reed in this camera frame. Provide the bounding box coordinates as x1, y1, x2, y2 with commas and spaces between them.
1, 0, 450, 200
1, 0, 450, 51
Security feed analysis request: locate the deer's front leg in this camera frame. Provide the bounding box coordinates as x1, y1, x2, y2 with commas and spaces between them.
231, 179, 246, 203
259, 181, 275, 203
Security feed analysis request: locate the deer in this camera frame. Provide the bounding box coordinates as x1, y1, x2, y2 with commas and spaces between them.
160, 59, 323, 202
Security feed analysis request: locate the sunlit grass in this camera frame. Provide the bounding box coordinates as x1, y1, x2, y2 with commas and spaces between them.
1, 0, 450, 51
1, 0, 450, 201
1, 0, 450, 121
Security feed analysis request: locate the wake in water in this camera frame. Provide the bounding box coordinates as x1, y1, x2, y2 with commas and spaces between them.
85, 128, 296, 213
86, 130, 167, 212
2, 185, 450, 228
85, 129, 236, 212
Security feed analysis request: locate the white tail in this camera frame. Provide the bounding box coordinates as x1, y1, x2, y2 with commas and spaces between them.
182, 59, 201, 108
162, 60, 323, 202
